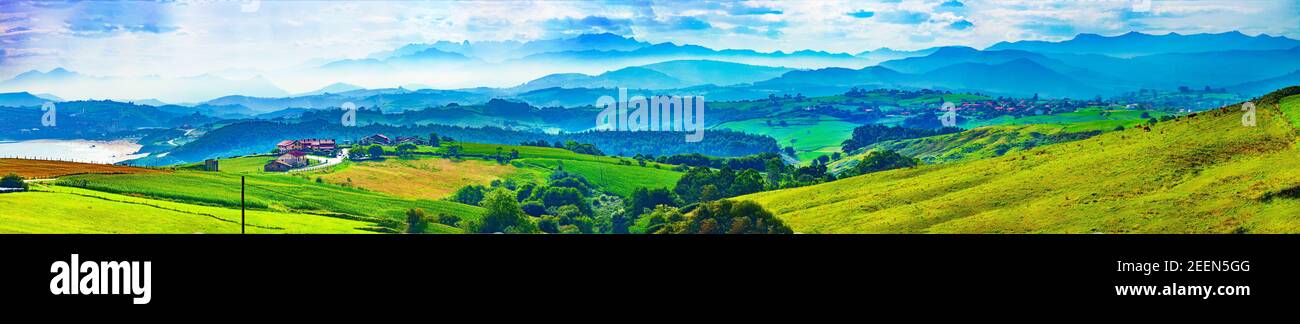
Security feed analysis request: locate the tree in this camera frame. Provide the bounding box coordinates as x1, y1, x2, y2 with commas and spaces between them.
699, 185, 721, 202
626, 187, 678, 218
367, 144, 384, 158
396, 143, 418, 156
448, 145, 461, 159
429, 132, 441, 147
633, 205, 685, 234
451, 185, 487, 206
468, 189, 537, 233
0, 173, 27, 190
404, 208, 429, 234
729, 169, 765, 196
520, 200, 546, 217
431, 213, 461, 227
764, 158, 784, 186
653, 200, 792, 234
846, 150, 918, 177
510, 149, 519, 160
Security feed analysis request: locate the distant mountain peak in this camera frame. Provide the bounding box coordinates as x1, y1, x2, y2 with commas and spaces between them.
574, 32, 633, 43
987, 30, 1300, 57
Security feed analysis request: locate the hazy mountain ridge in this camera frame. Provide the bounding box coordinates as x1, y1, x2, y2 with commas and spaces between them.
4, 31, 1298, 108
987, 31, 1300, 57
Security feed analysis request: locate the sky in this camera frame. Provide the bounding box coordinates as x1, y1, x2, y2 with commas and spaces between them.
1, 0, 1298, 80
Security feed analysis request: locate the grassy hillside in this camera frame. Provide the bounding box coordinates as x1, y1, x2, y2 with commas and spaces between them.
743, 90, 1300, 233
52, 170, 484, 229
0, 185, 380, 234
185, 155, 277, 174
515, 158, 683, 196
830, 108, 1166, 170
0, 158, 162, 179
964, 108, 1166, 131
436, 142, 672, 168
713, 114, 857, 162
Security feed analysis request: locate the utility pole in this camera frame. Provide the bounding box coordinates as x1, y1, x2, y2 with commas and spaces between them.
241, 176, 246, 234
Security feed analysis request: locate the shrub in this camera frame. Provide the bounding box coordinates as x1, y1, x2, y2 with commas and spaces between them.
466, 189, 537, 234
405, 208, 429, 234
0, 173, 27, 190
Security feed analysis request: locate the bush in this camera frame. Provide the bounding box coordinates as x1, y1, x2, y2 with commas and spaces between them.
520, 200, 546, 217
466, 189, 537, 233
845, 150, 918, 177
451, 185, 487, 206
404, 208, 430, 234
654, 200, 792, 234
432, 213, 461, 227
0, 173, 27, 190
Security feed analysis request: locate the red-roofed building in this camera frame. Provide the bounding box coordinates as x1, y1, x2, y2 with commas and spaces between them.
264, 151, 310, 172
276, 139, 336, 154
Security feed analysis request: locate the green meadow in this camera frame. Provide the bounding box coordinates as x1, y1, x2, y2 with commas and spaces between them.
0, 185, 381, 234
514, 158, 683, 196
435, 142, 674, 168
52, 170, 481, 231
964, 107, 1167, 132
713, 114, 858, 162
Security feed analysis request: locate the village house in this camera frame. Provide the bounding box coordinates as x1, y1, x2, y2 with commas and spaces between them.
276, 139, 337, 155
359, 134, 391, 145
394, 135, 425, 145
263, 150, 310, 172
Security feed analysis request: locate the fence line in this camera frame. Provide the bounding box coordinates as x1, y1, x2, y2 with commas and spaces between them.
0, 156, 171, 170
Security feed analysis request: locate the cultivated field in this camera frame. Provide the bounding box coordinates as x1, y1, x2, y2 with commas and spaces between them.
0, 158, 162, 179
319, 157, 525, 199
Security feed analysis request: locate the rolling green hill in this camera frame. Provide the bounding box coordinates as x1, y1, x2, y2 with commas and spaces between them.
52, 170, 483, 231
713, 114, 857, 162
514, 158, 683, 196
0, 185, 383, 234
830, 108, 1168, 170
742, 88, 1300, 233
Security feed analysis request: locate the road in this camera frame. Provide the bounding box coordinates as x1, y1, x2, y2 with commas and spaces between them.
290, 148, 348, 173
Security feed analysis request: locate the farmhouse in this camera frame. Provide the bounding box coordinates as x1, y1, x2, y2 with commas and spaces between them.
276, 139, 337, 155
394, 136, 425, 145
263, 150, 310, 172
359, 134, 391, 145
